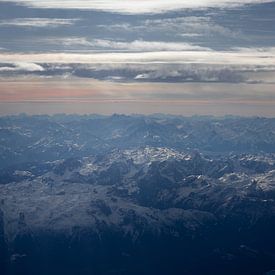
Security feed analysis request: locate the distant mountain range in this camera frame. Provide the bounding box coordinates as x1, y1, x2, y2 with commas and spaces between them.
1, 114, 275, 275
0, 114, 275, 170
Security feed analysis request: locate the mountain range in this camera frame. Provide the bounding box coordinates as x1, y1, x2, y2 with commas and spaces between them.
1, 114, 275, 275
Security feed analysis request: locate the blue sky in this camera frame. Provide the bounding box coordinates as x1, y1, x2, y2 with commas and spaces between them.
0, 0, 275, 116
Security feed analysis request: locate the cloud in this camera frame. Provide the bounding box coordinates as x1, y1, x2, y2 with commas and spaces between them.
133, 67, 246, 83
70, 63, 275, 84
1, 59, 274, 85
1, 0, 273, 13
45, 37, 93, 47
91, 39, 210, 51
0, 18, 79, 28
0, 62, 44, 72
1, 47, 275, 66
143, 17, 240, 38
44, 38, 211, 51
99, 16, 240, 42
97, 16, 242, 49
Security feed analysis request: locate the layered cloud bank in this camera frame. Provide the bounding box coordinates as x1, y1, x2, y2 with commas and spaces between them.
0, 0, 275, 115
1, 47, 275, 85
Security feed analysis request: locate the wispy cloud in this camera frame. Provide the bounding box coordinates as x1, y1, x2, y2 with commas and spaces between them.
45, 37, 94, 47
143, 17, 240, 38
44, 38, 211, 51
88, 39, 210, 51
102, 16, 239, 39
0, 18, 79, 28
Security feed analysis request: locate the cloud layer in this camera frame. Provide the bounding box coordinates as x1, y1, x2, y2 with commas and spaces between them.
1, 48, 275, 66
0, 0, 275, 116
1, 0, 273, 13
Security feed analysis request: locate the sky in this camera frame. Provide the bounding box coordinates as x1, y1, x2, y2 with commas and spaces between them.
0, 0, 275, 116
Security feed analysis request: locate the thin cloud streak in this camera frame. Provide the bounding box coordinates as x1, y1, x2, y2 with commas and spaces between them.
43, 38, 211, 51
1, 48, 275, 66
0, 18, 79, 28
